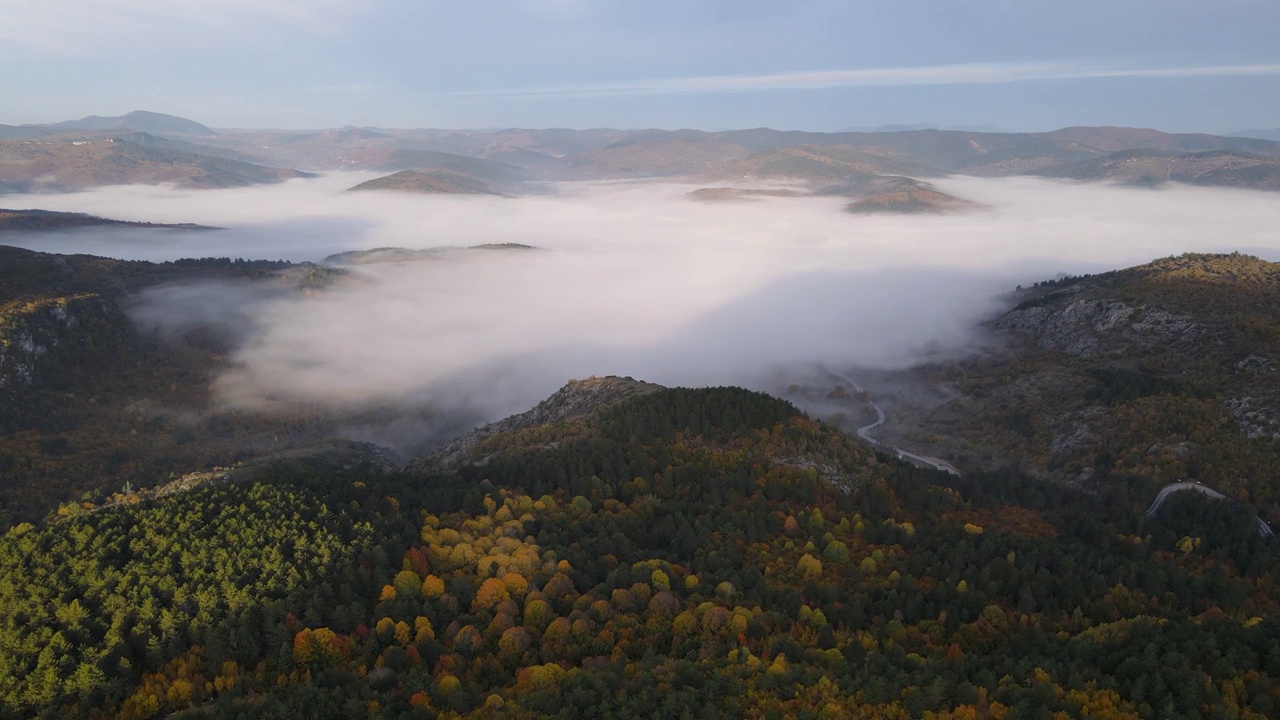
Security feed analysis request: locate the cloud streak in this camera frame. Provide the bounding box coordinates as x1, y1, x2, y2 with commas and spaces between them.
446, 61, 1280, 99
0, 0, 369, 54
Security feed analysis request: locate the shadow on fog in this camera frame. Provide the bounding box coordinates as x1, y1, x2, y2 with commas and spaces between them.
363, 264, 1027, 450
1, 215, 380, 263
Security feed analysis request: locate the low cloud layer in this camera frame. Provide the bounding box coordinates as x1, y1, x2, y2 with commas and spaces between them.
8, 175, 1280, 433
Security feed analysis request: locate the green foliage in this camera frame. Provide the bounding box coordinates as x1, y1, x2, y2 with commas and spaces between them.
3, 386, 1280, 719
0, 472, 396, 717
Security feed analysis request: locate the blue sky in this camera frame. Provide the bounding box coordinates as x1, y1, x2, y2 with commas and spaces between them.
3, 0, 1279, 132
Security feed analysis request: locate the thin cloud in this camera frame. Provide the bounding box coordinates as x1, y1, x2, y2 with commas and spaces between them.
447, 61, 1280, 99
0, 0, 370, 53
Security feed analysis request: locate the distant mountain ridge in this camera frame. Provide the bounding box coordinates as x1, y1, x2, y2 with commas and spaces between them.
27, 110, 215, 137
1230, 128, 1280, 142
7, 110, 1280, 194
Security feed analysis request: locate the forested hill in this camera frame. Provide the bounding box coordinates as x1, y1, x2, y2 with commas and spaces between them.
888, 252, 1280, 507
0, 247, 341, 525
3, 383, 1279, 718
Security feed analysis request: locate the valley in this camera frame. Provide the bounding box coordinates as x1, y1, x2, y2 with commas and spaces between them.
3, 113, 1280, 720
9, 0, 1280, 712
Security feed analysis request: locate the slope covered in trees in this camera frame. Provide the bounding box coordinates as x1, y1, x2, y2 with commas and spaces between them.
0, 247, 358, 525
3, 386, 1278, 719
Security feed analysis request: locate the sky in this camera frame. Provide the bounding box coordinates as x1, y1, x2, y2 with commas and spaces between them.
2, 0, 1279, 133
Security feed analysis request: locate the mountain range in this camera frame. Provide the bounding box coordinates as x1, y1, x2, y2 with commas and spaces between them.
6, 112, 1280, 198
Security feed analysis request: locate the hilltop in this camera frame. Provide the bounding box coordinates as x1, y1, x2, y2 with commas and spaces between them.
347, 168, 515, 195
349, 152, 532, 195
408, 375, 663, 472
842, 177, 982, 214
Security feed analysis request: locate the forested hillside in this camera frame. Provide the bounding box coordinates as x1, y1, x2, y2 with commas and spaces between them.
2, 386, 1277, 719
0, 247, 351, 525
883, 253, 1280, 507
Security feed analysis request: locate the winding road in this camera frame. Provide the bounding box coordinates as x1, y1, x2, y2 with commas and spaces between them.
817, 372, 1271, 537
1146, 481, 1274, 538
822, 368, 960, 475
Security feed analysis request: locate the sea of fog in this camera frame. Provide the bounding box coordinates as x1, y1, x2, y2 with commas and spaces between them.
6, 174, 1280, 426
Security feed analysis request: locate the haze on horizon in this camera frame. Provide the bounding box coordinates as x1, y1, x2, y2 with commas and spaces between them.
2, 0, 1279, 134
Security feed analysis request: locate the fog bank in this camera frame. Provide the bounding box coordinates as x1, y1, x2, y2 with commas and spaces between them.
9, 174, 1280, 432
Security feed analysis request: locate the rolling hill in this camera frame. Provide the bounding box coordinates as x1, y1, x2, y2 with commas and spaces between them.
1032, 149, 1280, 189
840, 177, 981, 214
873, 253, 1280, 510
0, 208, 215, 231
347, 168, 516, 195
323, 244, 537, 265
0, 136, 311, 192
15, 111, 1280, 192
700, 144, 940, 184
550, 130, 754, 179
67, 111, 1269, 190
373, 149, 531, 179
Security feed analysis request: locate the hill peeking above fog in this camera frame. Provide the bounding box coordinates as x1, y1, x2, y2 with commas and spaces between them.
0, 208, 216, 232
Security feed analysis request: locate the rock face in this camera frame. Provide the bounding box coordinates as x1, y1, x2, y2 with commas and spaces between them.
0, 294, 132, 399
993, 295, 1202, 358
408, 376, 663, 472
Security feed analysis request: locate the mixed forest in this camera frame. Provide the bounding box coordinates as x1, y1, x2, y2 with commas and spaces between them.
2, 386, 1278, 719
3, 248, 1280, 718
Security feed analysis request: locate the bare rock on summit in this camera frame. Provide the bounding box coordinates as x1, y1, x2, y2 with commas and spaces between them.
408, 376, 663, 472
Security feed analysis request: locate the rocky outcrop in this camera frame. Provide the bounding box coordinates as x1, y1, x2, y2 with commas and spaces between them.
0, 294, 132, 395
408, 376, 663, 472
1228, 395, 1280, 439
993, 296, 1202, 358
